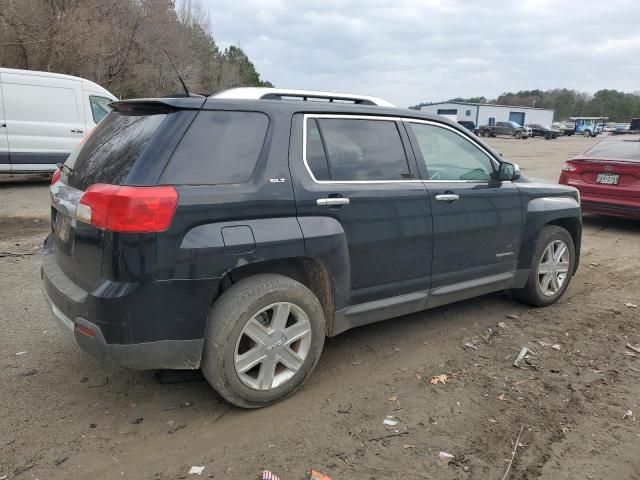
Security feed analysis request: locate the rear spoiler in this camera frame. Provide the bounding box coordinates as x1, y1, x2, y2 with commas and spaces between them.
110, 97, 207, 114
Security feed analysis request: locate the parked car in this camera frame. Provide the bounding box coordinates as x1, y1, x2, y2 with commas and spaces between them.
478, 121, 532, 139
612, 119, 640, 135
43, 87, 582, 408
559, 139, 640, 219
0, 68, 116, 174
571, 117, 607, 138
526, 124, 561, 140
555, 121, 575, 136
457, 120, 476, 132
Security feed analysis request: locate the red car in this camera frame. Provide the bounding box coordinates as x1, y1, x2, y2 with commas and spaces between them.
559, 139, 640, 219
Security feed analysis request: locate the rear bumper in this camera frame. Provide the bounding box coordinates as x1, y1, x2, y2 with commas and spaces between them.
580, 194, 640, 220
41, 236, 215, 370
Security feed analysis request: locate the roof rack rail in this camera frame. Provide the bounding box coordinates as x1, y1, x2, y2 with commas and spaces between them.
212, 87, 395, 107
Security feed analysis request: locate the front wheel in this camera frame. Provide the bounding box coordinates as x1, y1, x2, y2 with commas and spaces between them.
482, 130, 491, 137
513, 226, 575, 307
515, 131, 523, 139
201, 274, 326, 408
583, 130, 592, 137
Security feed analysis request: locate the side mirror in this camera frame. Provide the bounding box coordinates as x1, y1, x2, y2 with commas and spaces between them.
498, 162, 520, 181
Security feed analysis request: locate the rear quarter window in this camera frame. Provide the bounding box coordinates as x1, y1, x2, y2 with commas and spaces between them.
160, 111, 269, 185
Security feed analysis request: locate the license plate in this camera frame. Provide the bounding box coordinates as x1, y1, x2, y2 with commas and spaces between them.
596, 173, 619, 185
54, 213, 72, 243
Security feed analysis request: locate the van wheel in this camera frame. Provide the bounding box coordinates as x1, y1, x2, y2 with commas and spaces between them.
512, 226, 575, 307
201, 274, 326, 408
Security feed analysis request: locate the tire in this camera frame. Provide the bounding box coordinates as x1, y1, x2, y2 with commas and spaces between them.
512, 226, 575, 307
482, 130, 491, 137
201, 274, 326, 408
515, 131, 522, 139
545, 133, 552, 140
583, 130, 591, 138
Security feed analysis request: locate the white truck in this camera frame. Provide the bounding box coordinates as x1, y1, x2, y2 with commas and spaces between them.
0, 68, 116, 174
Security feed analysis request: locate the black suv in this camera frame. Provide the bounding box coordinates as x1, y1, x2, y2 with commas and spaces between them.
43, 88, 582, 408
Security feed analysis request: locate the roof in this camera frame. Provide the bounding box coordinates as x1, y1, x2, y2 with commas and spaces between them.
0, 67, 115, 99
212, 87, 396, 107
569, 116, 609, 120
422, 100, 554, 112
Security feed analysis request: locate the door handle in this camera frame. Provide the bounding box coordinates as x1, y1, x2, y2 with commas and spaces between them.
317, 197, 350, 206
435, 194, 460, 202
70, 129, 83, 134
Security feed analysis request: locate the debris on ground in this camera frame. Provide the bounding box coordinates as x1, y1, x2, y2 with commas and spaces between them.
54, 456, 69, 466
483, 323, 507, 343
19, 369, 38, 377
15, 351, 27, 356
436, 451, 455, 466
261, 470, 281, 480
623, 409, 633, 420
513, 347, 536, 369
383, 415, 399, 426
337, 403, 351, 414
13, 464, 34, 476
464, 337, 479, 350
309, 469, 332, 480
501, 426, 525, 480
430, 374, 449, 385
551, 344, 562, 351
624, 302, 638, 308
626, 344, 640, 355
163, 401, 194, 411
368, 431, 409, 442
130, 417, 144, 424
189, 465, 205, 475
505, 314, 520, 320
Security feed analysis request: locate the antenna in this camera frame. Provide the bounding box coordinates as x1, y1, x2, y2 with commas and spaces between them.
163, 49, 190, 97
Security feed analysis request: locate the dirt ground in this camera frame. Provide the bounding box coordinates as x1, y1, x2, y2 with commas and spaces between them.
1, 135, 639, 480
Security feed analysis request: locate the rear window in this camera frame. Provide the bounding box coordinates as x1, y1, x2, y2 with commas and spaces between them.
66, 111, 167, 190
160, 111, 269, 185
584, 141, 640, 161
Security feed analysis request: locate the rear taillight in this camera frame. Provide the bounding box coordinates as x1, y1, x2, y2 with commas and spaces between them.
51, 169, 61, 185
77, 184, 178, 233
562, 163, 577, 172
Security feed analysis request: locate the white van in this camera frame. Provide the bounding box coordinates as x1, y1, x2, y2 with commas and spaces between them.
0, 68, 117, 173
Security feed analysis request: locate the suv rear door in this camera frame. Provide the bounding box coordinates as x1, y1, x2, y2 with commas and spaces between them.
405, 120, 522, 303
290, 114, 433, 307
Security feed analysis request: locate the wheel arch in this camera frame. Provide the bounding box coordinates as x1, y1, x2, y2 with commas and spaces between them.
219, 257, 336, 335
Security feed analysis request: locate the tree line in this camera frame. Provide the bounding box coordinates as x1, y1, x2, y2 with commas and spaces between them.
0, 0, 272, 99
412, 89, 640, 122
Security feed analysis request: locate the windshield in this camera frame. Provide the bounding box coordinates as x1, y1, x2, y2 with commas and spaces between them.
508, 121, 521, 128
584, 141, 640, 161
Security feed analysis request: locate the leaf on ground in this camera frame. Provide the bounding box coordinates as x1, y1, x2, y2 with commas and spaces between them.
430, 374, 449, 385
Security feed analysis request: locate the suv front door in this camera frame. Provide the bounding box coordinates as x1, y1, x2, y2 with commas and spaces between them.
290, 114, 433, 308
405, 120, 522, 303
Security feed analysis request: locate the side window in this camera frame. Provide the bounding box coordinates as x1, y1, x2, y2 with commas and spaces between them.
161, 111, 268, 185
89, 96, 113, 124
305, 119, 331, 181
409, 123, 495, 181
306, 117, 410, 181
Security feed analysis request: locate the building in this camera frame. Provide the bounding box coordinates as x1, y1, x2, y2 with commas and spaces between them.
420, 101, 555, 127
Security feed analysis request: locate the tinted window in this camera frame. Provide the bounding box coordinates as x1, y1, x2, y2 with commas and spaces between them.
90, 96, 112, 124
410, 123, 495, 181
312, 118, 410, 181
66, 111, 167, 190
161, 111, 268, 185
306, 119, 330, 180
584, 141, 640, 161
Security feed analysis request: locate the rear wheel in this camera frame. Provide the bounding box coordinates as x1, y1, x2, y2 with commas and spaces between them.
482, 130, 491, 137
513, 226, 575, 307
201, 274, 326, 408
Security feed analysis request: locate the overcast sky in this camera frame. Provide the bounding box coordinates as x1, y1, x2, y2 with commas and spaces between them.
201, 0, 640, 107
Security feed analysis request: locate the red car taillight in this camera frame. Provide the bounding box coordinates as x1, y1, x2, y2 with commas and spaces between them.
76, 184, 178, 233
561, 162, 577, 172
51, 168, 61, 185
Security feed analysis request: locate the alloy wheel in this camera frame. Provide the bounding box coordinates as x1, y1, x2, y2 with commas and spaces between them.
234, 302, 312, 390
537, 240, 570, 296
